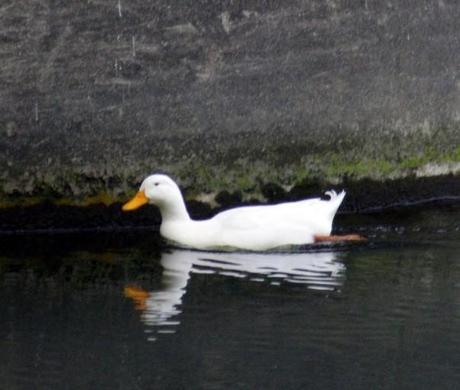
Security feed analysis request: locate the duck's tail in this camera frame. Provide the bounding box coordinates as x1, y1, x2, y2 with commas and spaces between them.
324, 189, 346, 215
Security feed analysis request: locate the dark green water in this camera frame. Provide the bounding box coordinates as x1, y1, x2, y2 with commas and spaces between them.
1, 205, 460, 389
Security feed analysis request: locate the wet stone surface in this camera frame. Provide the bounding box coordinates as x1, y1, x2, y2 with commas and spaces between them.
0, 1, 459, 200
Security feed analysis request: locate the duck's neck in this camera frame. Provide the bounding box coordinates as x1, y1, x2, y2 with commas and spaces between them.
158, 196, 191, 222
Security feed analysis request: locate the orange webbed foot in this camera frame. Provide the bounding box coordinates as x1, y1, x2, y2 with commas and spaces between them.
314, 234, 367, 243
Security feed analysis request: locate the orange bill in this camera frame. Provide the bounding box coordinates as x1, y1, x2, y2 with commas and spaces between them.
122, 190, 148, 211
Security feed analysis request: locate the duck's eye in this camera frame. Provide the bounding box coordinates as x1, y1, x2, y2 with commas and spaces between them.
154, 182, 159, 186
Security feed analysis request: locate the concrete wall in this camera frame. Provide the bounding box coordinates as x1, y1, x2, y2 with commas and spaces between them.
1, 0, 459, 205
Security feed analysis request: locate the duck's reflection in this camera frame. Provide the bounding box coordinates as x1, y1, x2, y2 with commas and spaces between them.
125, 248, 345, 341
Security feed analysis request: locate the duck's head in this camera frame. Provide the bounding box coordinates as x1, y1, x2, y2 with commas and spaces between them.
122, 174, 184, 212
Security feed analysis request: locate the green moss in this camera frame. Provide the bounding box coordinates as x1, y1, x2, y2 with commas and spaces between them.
0, 137, 458, 208
0, 191, 121, 209
447, 146, 460, 162
398, 145, 460, 170
322, 155, 396, 179
316, 144, 459, 181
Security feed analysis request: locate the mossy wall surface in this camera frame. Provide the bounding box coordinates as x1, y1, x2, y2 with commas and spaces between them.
1, 1, 459, 207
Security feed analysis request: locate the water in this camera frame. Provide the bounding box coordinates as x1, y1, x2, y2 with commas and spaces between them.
1, 205, 460, 389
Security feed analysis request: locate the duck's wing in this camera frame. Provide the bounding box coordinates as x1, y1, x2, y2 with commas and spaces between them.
213, 190, 345, 230
213, 211, 314, 250
209, 192, 346, 249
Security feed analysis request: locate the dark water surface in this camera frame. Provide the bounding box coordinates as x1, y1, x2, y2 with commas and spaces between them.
1, 206, 460, 389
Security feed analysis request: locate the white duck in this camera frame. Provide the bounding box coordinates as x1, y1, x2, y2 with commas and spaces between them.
122, 174, 361, 251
